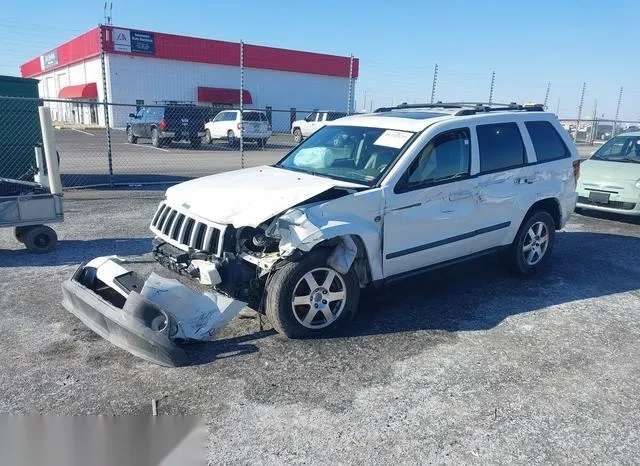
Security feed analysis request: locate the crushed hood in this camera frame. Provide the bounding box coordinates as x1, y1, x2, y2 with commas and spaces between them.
165, 165, 367, 227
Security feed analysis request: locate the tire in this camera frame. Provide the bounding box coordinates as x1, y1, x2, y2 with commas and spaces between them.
504, 210, 556, 276
24, 225, 58, 253
190, 136, 202, 148
266, 251, 360, 338
227, 130, 237, 148
293, 128, 303, 144
151, 128, 163, 148
204, 129, 212, 144
127, 126, 137, 144
14, 226, 28, 244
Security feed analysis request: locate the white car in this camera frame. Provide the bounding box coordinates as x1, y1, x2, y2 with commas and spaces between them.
291, 111, 347, 143
150, 103, 579, 338
204, 110, 272, 147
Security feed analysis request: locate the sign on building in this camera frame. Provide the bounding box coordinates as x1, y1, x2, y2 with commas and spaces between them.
112, 28, 155, 54
40, 50, 58, 69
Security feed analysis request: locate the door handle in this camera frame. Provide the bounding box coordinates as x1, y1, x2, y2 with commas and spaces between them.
516, 175, 538, 184
449, 191, 473, 201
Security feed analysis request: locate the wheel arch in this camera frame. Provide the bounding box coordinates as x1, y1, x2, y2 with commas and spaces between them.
525, 198, 562, 230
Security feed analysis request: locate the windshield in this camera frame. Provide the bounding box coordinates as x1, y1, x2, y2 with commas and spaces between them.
276, 125, 415, 185
592, 135, 640, 163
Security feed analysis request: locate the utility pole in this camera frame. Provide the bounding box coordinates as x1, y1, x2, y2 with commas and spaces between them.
576, 82, 586, 142
590, 99, 598, 144
488, 71, 495, 104
363, 90, 367, 111
555, 98, 560, 116
347, 54, 354, 115
543, 82, 551, 108
613, 86, 623, 136
430, 64, 438, 104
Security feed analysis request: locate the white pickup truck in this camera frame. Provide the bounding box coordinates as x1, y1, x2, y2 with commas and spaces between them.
291, 111, 347, 143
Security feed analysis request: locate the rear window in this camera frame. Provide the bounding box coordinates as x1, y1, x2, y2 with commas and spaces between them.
243, 111, 265, 122
525, 121, 570, 162
327, 112, 347, 121
477, 122, 526, 173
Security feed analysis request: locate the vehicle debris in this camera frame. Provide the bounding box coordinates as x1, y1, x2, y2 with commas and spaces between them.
61, 256, 246, 367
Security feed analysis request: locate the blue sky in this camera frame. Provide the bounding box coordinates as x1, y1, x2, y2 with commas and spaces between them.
1, 0, 638, 119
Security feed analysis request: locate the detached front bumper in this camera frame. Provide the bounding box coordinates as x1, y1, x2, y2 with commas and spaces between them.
61, 257, 245, 367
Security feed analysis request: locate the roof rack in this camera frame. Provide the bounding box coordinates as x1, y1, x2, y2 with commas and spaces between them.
373, 101, 545, 115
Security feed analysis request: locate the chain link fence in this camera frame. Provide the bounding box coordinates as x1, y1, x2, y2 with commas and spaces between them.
559, 118, 640, 145
0, 95, 345, 188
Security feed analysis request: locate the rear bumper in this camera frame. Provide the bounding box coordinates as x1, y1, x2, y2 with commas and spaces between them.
160, 131, 205, 139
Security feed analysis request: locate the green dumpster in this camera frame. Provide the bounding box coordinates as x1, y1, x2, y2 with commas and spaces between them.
0, 75, 41, 180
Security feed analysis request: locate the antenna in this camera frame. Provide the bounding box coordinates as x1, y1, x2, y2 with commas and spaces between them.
103, 2, 113, 25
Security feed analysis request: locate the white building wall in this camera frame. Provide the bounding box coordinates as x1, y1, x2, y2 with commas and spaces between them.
35, 57, 105, 125
106, 53, 352, 129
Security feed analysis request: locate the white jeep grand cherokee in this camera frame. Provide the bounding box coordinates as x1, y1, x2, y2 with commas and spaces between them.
150, 103, 580, 338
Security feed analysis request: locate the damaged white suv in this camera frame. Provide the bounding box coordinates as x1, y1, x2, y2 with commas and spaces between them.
149, 103, 579, 338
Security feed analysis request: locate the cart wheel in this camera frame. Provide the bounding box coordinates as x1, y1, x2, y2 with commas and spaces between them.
14, 226, 29, 244
24, 225, 58, 253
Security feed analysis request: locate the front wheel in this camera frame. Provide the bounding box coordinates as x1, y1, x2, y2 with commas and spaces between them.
504, 210, 555, 275
266, 251, 360, 338
24, 225, 58, 253
293, 128, 302, 144
204, 129, 212, 144
127, 126, 137, 144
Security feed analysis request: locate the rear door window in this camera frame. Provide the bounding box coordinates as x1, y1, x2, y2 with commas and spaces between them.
477, 122, 526, 173
525, 121, 570, 162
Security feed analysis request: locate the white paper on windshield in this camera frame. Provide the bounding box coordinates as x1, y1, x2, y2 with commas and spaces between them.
373, 130, 413, 149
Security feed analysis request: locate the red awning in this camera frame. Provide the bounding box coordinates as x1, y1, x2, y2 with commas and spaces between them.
197, 87, 252, 105
58, 82, 98, 99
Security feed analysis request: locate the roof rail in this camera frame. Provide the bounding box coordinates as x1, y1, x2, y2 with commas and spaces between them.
373, 101, 546, 115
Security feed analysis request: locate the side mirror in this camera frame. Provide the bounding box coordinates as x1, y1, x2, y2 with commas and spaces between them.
129, 113, 137, 118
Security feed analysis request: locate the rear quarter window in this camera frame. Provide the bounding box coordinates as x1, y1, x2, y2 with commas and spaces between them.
525, 121, 570, 162
477, 122, 526, 173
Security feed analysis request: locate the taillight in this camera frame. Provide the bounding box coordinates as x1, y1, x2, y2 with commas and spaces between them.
159, 118, 167, 130
572, 159, 581, 183
237, 122, 243, 130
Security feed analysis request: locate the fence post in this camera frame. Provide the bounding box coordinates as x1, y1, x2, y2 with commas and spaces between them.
240, 40, 244, 169
576, 82, 586, 142
98, 23, 113, 187
347, 54, 354, 115
613, 86, 623, 137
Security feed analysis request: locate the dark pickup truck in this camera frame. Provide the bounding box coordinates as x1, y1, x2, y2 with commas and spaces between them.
126, 105, 214, 148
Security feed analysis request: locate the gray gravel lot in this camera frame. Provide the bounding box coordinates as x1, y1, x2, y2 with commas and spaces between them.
1, 189, 639, 464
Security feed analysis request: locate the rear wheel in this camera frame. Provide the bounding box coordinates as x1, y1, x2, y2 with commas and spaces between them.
127, 126, 137, 144
293, 128, 302, 144
504, 210, 555, 275
266, 251, 360, 338
151, 128, 162, 148
24, 225, 58, 253
227, 130, 237, 148
14, 226, 28, 243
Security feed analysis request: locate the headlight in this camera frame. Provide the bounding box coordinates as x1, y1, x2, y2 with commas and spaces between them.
635, 179, 640, 189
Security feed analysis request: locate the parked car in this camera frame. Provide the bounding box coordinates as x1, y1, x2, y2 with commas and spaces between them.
148, 102, 579, 338
126, 105, 211, 148
204, 110, 272, 148
576, 132, 640, 215
291, 111, 347, 143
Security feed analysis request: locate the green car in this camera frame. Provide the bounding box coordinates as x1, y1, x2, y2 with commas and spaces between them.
576, 132, 640, 215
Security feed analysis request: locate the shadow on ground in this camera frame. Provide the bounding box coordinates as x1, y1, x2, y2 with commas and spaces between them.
325, 230, 640, 338
0, 237, 153, 267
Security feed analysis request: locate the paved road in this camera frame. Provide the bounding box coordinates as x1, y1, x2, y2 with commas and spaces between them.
55, 129, 596, 187
55, 128, 293, 186
1, 190, 639, 464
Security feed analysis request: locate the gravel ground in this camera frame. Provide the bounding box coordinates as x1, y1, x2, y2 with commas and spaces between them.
1, 189, 639, 464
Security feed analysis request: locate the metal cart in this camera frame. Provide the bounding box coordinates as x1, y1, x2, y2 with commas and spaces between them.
0, 107, 63, 253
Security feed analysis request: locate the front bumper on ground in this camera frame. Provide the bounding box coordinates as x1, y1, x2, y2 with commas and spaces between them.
61, 256, 245, 367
